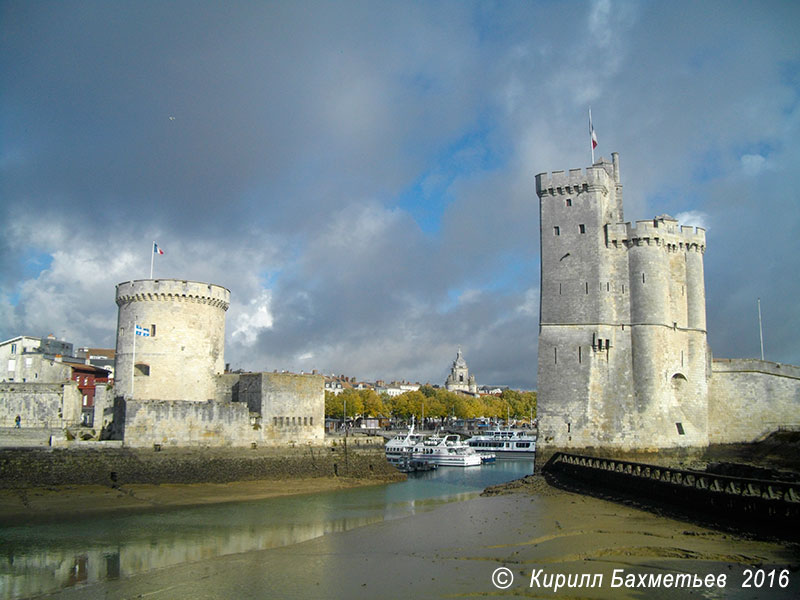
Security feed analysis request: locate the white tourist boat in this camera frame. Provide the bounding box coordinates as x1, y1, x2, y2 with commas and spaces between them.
384, 421, 430, 471
465, 428, 537, 457
412, 432, 483, 467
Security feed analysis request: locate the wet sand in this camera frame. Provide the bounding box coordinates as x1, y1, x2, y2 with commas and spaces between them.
0, 477, 383, 525
31, 476, 800, 600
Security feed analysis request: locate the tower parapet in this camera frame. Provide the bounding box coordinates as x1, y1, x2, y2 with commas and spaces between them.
115, 279, 230, 310
536, 159, 618, 198
606, 217, 705, 252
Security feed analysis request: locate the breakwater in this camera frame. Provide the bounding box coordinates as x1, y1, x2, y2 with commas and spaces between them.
0, 444, 404, 489
543, 452, 800, 540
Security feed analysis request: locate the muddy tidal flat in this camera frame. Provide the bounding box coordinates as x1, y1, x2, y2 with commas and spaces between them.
0, 477, 382, 526
27, 475, 799, 600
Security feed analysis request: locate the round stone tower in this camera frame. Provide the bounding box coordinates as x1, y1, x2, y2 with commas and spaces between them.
114, 279, 230, 402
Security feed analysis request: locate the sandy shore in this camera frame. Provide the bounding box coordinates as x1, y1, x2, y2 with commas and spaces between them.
0, 477, 383, 525
29, 475, 800, 600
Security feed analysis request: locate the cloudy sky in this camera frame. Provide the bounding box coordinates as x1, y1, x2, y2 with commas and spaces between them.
2, 1, 798, 389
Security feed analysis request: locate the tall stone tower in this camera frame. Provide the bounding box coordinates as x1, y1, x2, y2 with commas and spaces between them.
445, 347, 478, 394
114, 279, 230, 402
535, 154, 709, 451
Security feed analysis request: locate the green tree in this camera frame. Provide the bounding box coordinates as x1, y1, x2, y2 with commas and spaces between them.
338, 388, 364, 419
324, 391, 343, 418
359, 389, 387, 417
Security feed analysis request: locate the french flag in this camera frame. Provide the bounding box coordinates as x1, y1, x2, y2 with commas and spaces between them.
154, 242, 164, 255
590, 110, 598, 149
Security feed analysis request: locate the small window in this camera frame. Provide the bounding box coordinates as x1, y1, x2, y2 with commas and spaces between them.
565, 198, 572, 207
151, 324, 156, 337
642, 273, 646, 284
554, 347, 558, 364
134, 363, 150, 376
579, 224, 586, 234
554, 226, 560, 236
310, 417, 314, 426
676, 422, 685, 435
578, 346, 582, 363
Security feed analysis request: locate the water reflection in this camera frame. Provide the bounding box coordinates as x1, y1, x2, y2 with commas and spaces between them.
0, 460, 532, 599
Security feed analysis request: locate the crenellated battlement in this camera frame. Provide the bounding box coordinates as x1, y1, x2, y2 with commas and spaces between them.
115, 279, 231, 310
535, 155, 619, 198
606, 216, 705, 252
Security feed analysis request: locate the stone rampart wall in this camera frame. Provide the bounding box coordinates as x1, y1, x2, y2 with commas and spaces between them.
118, 372, 325, 448
708, 359, 800, 443
0, 446, 402, 488
0, 382, 82, 429
120, 399, 254, 448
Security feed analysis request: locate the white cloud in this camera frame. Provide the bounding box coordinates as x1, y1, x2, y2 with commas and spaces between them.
675, 211, 709, 231
741, 154, 769, 176
231, 290, 273, 347
3, 1, 800, 383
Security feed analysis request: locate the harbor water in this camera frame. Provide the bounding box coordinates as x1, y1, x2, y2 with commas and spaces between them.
0, 460, 534, 599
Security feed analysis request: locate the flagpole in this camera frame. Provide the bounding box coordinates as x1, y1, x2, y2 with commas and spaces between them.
131, 324, 136, 399
758, 298, 765, 361
150, 241, 155, 279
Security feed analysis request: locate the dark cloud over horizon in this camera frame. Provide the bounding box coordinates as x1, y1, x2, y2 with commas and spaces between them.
2, 1, 799, 389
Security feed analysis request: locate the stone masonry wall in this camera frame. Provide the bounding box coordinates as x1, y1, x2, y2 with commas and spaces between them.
118, 372, 325, 448
258, 372, 325, 445
0, 446, 403, 489
708, 359, 800, 443
119, 398, 254, 448
0, 382, 82, 429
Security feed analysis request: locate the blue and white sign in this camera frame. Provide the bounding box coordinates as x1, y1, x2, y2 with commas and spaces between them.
135, 325, 150, 337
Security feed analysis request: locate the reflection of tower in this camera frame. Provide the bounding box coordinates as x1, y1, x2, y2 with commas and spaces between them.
445, 347, 477, 394
535, 154, 709, 451
114, 279, 230, 402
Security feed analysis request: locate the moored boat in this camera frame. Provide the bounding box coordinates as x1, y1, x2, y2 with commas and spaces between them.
412, 432, 483, 467
385, 421, 425, 470
465, 428, 536, 457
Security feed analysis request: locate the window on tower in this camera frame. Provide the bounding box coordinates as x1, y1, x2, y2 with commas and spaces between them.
579, 224, 586, 234
554, 226, 560, 236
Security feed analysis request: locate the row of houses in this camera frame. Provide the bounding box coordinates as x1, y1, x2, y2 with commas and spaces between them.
1, 334, 115, 426
323, 375, 507, 397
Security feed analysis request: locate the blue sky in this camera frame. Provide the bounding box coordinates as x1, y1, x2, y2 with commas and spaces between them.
1, 0, 799, 389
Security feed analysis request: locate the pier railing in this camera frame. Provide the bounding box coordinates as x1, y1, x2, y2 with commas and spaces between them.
543, 452, 799, 538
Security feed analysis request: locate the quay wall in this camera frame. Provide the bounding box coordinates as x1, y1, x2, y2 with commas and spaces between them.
0, 446, 403, 489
